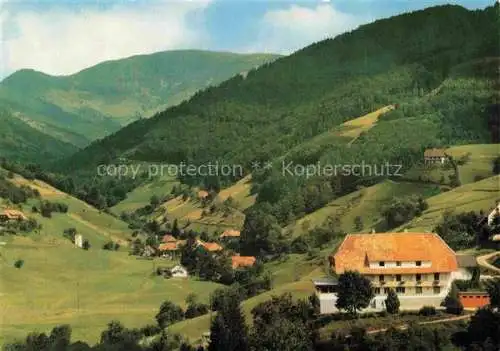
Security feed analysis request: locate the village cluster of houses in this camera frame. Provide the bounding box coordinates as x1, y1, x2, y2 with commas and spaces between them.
150, 228, 256, 278
312, 232, 492, 314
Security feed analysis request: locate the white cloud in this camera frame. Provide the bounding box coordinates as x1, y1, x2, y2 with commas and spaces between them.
245, 4, 370, 54
1, 0, 211, 77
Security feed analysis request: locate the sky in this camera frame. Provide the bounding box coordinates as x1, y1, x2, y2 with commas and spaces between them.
0, 0, 493, 79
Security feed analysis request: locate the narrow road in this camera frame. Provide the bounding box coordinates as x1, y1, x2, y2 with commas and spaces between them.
477, 251, 500, 275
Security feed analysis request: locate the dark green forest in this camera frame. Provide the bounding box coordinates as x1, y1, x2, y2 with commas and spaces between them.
59, 5, 499, 173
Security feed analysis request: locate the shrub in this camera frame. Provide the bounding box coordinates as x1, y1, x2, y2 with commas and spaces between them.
441, 283, 464, 315
155, 301, 184, 328
14, 259, 24, 268
291, 236, 309, 254
185, 303, 209, 319
418, 306, 437, 316
63, 228, 77, 242
385, 288, 400, 314
18, 218, 39, 233
82, 239, 90, 250
102, 241, 120, 251
307, 248, 320, 259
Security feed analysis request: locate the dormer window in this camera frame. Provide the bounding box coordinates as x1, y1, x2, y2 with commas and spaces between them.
416, 261, 422, 267
379, 261, 385, 267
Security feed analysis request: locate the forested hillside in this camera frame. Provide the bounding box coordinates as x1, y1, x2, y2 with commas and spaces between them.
0, 51, 278, 148
0, 109, 78, 163
60, 4, 499, 174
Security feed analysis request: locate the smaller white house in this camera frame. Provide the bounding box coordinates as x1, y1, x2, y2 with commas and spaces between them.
487, 203, 500, 226
170, 265, 188, 278
74, 234, 83, 248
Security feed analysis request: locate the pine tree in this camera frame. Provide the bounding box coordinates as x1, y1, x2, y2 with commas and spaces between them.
441, 283, 463, 315
385, 288, 400, 314
208, 290, 248, 351
172, 219, 180, 237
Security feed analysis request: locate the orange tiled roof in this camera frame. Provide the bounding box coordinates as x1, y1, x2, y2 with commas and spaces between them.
231, 256, 256, 269
198, 190, 209, 199
424, 148, 446, 158
1, 209, 27, 220
158, 243, 179, 251
197, 240, 223, 252
333, 232, 457, 274
162, 234, 177, 243
203, 242, 223, 252
220, 229, 240, 238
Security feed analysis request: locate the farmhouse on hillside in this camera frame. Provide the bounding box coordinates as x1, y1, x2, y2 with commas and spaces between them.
231, 255, 256, 269
161, 234, 177, 243
220, 229, 240, 240
196, 239, 223, 253
424, 148, 448, 164
313, 232, 465, 314
159, 241, 184, 259
0, 209, 27, 222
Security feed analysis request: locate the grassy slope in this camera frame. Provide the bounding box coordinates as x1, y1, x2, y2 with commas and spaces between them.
277, 105, 394, 165
0, 236, 222, 345
111, 173, 180, 214
285, 180, 441, 237
144, 175, 256, 234
0, 51, 279, 147
403, 144, 499, 186
399, 175, 500, 232
7, 172, 131, 247
0, 171, 223, 345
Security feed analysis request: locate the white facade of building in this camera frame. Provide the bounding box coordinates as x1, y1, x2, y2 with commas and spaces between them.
74, 234, 83, 248
171, 265, 188, 278
314, 271, 455, 314
487, 203, 500, 226
313, 233, 463, 314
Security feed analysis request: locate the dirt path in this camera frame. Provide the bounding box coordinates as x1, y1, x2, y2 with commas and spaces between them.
68, 213, 129, 246
365, 314, 472, 335
477, 251, 500, 275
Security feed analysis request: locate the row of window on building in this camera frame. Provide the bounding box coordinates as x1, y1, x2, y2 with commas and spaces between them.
373, 286, 441, 295
378, 260, 424, 267
377, 273, 440, 282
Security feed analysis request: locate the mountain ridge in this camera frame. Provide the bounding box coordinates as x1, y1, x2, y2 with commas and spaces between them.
0, 50, 280, 150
